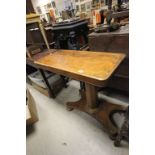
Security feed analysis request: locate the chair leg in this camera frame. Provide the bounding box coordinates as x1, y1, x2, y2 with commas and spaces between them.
39, 69, 56, 98
60, 75, 68, 88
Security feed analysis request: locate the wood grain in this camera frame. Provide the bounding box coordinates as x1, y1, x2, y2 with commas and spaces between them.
34, 50, 125, 87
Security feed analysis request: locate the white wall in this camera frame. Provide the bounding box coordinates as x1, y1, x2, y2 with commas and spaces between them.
54, 0, 76, 12
31, 0, 76, 14
31, 0, 50, 9
31, 0, 51, 13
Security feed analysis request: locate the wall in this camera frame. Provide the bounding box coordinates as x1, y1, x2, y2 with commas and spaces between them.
75, 0, 92, 12
31, 0, 76, 14
31, 0, 49, 13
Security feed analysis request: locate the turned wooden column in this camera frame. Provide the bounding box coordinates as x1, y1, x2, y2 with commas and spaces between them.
85, 83, 98, 109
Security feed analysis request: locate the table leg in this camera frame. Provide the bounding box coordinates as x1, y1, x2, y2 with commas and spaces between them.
80, 82, 85, 90
60, 75, 68, 88
38, 22, 50, 49
85, 83, 98, 109
39, 69, 55, 98
66, 83, 126, 136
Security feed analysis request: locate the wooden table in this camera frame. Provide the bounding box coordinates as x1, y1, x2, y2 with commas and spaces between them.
33, 49, 126, 137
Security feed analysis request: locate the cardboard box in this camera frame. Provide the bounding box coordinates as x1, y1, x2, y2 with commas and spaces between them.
28, 71, 65, 97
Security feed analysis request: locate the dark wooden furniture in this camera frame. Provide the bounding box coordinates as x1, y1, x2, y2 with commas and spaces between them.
31, 49, 126, 137
51, 19, 89, 50
26, 45, 43, 57
26, 24, 55, 49
88, 25, 129, 92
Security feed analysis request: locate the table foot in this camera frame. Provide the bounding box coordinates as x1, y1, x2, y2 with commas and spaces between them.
66, 106, 74, 111
66, 91, 86, 111
66, 91, 126, 136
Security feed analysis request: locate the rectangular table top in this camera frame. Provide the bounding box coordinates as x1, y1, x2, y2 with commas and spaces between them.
34, 50, 125, 87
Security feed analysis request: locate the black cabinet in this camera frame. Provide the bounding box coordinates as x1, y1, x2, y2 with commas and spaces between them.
52, 19, 89, 50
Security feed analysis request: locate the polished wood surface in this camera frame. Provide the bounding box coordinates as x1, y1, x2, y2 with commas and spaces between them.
27, 49, 126, 138
34, 50, 125, 87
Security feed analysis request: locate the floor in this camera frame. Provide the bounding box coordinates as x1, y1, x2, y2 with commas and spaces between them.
26, 80, 129, 155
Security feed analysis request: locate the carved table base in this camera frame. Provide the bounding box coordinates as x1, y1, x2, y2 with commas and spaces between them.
66, 86, 126, 137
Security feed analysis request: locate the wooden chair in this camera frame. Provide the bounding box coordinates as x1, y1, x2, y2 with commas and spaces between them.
26, 45, 67, 98
26, 45, 43, 58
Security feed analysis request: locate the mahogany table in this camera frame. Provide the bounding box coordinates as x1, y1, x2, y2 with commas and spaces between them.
33, 49, 126, 137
